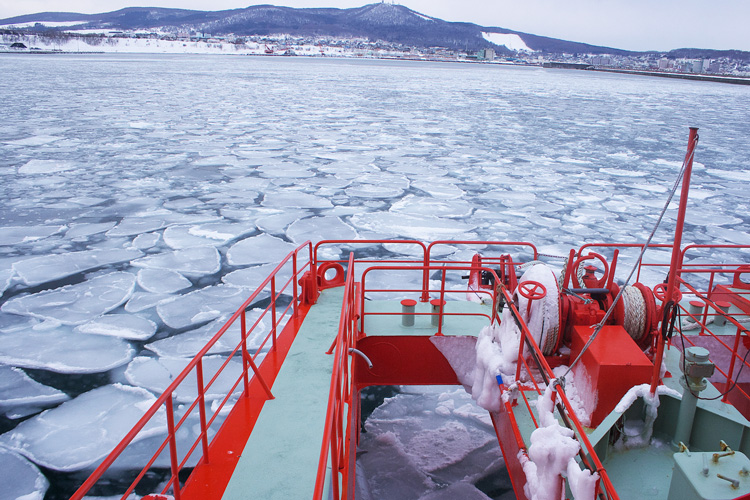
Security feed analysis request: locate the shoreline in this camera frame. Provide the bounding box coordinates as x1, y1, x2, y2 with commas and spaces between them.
2, 49, 749, 86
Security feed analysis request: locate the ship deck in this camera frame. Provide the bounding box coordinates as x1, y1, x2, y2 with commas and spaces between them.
221, 287, 343, 500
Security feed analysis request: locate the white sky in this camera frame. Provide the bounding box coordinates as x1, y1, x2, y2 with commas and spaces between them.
1, 0, 748, 52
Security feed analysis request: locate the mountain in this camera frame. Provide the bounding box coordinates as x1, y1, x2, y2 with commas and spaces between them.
0, 3, 632, 55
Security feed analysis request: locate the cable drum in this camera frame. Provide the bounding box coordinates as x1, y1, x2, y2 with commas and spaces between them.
621, 285, 647, 341
516, 264, 560, 356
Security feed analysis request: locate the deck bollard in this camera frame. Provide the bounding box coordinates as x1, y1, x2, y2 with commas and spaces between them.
688, 300, 704, 320
401, 299, 417, 327
715, 301, 731, 326
430, 299, 446, 327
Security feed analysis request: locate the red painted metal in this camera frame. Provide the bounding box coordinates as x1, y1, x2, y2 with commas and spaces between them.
650, 126, 699, 395
569, 324, 653, 426
70, 242, 314, 500
354, 336, 465, 387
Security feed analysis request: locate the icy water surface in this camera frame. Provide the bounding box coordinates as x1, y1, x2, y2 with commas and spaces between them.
0, 54, 749, 499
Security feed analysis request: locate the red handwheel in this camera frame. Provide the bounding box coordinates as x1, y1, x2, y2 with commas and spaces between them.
653, 282, 683, 303
518, 280, 547, 316
571, 252, 609, 289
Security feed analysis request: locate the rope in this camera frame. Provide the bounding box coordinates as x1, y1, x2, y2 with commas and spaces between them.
558, 133, 699, 383
622, 285, 647, 341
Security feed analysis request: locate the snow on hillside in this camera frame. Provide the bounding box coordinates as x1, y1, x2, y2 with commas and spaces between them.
482, 32, 530, 52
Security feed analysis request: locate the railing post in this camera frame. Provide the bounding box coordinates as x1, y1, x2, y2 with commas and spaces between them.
723, 325, 743, 402
241, 309, 250, 394
271, 275, 277, 349
165, 395, 182, 500
196, 359, 210, 463
651, 127, 699, 396
292, 252, 299, 315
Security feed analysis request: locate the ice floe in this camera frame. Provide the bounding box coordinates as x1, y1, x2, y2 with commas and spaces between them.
146, 309, 268, 358
350, 213, 475, 241
156, 285, 250, 329
75, 314, 157, 341
131, 246, 220, 278
137, 268, 192, 294
124, 291, 174, 313
286, 216, 358, 244
261, 190, 333, 209
124, 355, 245, 403
0, 447, 49, 500
227, 233, 298, 266
2, 272, 136, 325
0, 384, 165, 471
12, 248, 143, 286
0, 225, 65, 246
0, 365, 69, 419
0, 320, 135, 373
162, 222, 256, 249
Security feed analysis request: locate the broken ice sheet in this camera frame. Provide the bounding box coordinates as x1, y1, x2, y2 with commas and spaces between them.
137, 268, 192, 294
131, 246, 220, 278
146, 309, 268, 358
1, 272, 137, 325
349, 212, 476, 241
0, 447, 49, 500
162, 221, 256, 249
286, 216, 358, 244
0, 365, 69, 418
124, 355, 245, 403
75, 314, 158, 341
261, 190, 332, 209
0, 384, 165, 472
0, 225, 65, 246
0, 321, 135, 374
227, 233, 298, 266
156, 284, 250, 329
12, 248, 143, 286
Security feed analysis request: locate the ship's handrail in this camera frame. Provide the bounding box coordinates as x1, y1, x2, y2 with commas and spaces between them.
314, 252, 357, 499
672, 263, 750, 416
358, 263, 499, 334
314, 239, 538, 302
71, 241, 315, 500
498, 283, 621, 500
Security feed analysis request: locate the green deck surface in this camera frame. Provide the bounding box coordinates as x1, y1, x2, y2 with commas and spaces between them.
221, 288, 343, 500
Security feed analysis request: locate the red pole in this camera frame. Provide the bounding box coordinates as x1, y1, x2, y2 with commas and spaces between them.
650, 127, 699, 395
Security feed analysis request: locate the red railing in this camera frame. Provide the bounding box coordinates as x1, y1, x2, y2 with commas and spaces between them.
498, 283, 621, 500
71, 242, 314, 500
314, 253, 357, 499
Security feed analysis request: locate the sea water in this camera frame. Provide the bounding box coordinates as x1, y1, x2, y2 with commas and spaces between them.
1, 54, 749, 499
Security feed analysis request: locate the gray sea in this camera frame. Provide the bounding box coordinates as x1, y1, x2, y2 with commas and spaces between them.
0, 54, 749, 499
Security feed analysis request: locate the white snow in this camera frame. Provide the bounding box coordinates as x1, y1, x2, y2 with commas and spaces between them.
521, 383, 598, 500
0, 384, 165, 471
1, 272, 136, 325
613, 383, 681, 448
482, 32, 531, 52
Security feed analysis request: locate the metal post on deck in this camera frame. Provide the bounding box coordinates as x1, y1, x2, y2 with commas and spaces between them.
651, 127, 699, 396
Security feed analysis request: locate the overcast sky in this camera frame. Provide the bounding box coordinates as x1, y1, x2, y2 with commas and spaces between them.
1, 0, 748, 52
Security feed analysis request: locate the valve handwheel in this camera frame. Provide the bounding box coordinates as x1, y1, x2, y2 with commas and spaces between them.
571, 252, 610, 289
518, 280, 547, 316
653, 282, 683, 303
